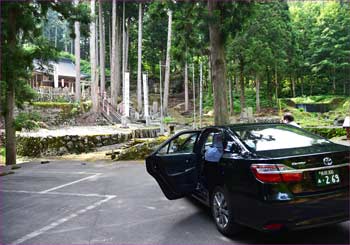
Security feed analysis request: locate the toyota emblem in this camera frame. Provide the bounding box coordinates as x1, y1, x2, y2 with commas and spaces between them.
323, 157, 333, 166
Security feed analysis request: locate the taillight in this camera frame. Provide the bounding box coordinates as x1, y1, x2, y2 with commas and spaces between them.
250, 164, 282, 182
251, 164, 302, 183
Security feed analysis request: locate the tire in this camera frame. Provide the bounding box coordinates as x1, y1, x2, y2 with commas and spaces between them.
211, 186, 241, 237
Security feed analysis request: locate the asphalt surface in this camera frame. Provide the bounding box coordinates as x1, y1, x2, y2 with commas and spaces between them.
1, 160, 349, 244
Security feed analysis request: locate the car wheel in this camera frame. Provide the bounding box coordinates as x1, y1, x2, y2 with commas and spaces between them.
211, 186, 241, 236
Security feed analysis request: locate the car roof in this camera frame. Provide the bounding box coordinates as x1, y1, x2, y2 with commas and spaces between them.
200, 122, 284, 131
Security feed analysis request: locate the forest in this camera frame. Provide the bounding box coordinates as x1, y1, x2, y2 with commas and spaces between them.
39, 0, 350, 105
1, 0, 350, 165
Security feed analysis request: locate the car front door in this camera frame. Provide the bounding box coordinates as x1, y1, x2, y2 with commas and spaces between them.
146, 131, 200, 200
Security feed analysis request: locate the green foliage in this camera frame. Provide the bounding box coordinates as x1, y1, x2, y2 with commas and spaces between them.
30, 101, 91, 121
163, 116, 175, 124
204, 88, 274, 113
291, 95, 347, 104
116, 136, 169, 161
32, 101, 74, 109
59, 51, 92, 74
14, 112, 41, 131
304, 127, 346, 139
0, 147, 5, 158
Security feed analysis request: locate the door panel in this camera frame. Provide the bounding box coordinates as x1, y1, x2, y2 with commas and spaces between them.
146, 131, 199, 200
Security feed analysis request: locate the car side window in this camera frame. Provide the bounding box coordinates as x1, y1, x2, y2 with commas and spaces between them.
168, 132, 198, 154
202, 132, 217, 153
204, 134, 214, 151
157, 143, 169, 155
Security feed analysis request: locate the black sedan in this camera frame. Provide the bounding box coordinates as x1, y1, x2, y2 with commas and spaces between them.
146, 123, 350, 236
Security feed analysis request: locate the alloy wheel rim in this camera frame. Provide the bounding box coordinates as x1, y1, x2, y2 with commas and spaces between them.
213, 191, 229, 229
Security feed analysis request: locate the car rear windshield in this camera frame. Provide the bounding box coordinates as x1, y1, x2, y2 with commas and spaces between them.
230, 124, 331, 152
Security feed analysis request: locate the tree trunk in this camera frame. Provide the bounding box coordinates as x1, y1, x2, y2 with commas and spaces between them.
99, 0, 106, 95
266, 66, 273, 104
208, 1, 229, 125
55, 25, 58, 48
239, 59, 245, 111
234, 74, 239, 93
208, 55, 211, 84
116, 17, 121, 98
137, 3, 143, 113
208, 55, 213, 97
310, 82, 313, 95
5, 83, 16, 165
122, 1, 126, 114
90, 0, 98, 112
300, 77, 304, 96
125, 19, 130, 72
163, 10, 172, 115
95, 17, 99, 70
192, 64, 196, 128
228, 78, 233, 115
74, 0, 81, 102
275, 63, 278, 103
184, 60, 189, 112
109, 13, 112, 70
199, 61, 203, 128
5, 9, 17, 165
332, 68, 336, 94
111, 0, 117, 106
291, 76, 296, 98
256, 75, 260, 113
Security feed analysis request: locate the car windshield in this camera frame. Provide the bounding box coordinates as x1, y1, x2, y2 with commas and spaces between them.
230, 124, 331, 152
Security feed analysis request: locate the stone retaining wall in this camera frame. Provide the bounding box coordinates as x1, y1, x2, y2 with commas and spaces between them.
17, 128, 160, 157
15, 103, 75, 127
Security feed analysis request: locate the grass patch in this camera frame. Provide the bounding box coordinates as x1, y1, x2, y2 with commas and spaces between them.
31, 101, 74, 108
0, 147, 5, 164
304, 127, 346, 139
291, 95, 347, 104
281, 96, 350, 127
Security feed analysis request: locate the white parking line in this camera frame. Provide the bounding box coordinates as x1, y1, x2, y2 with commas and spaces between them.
39, 173, 102, 193
0, 189, 113, 198
3, 170, 112, 244
10, 195, 116, 245
10, 171, 95, 175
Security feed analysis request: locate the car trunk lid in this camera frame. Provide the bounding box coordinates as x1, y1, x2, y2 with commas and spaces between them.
256, 147, 350, 195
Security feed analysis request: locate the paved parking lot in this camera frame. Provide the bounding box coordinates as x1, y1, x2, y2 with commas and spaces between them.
1, 160, 349, 244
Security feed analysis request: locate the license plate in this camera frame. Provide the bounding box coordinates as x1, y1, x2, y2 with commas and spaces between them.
315, 169, 341, 187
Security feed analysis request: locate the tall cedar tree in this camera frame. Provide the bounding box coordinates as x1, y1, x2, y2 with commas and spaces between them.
0, 2, 89, 165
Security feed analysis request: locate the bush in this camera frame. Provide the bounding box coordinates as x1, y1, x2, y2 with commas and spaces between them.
163, 116, 175, 124
116, 136, 169, 161
32, 101, 73, 109
0, 147, 5, 157
304, 127, 346, 139
82, 101, 92, 112
14, 112, 41, 131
